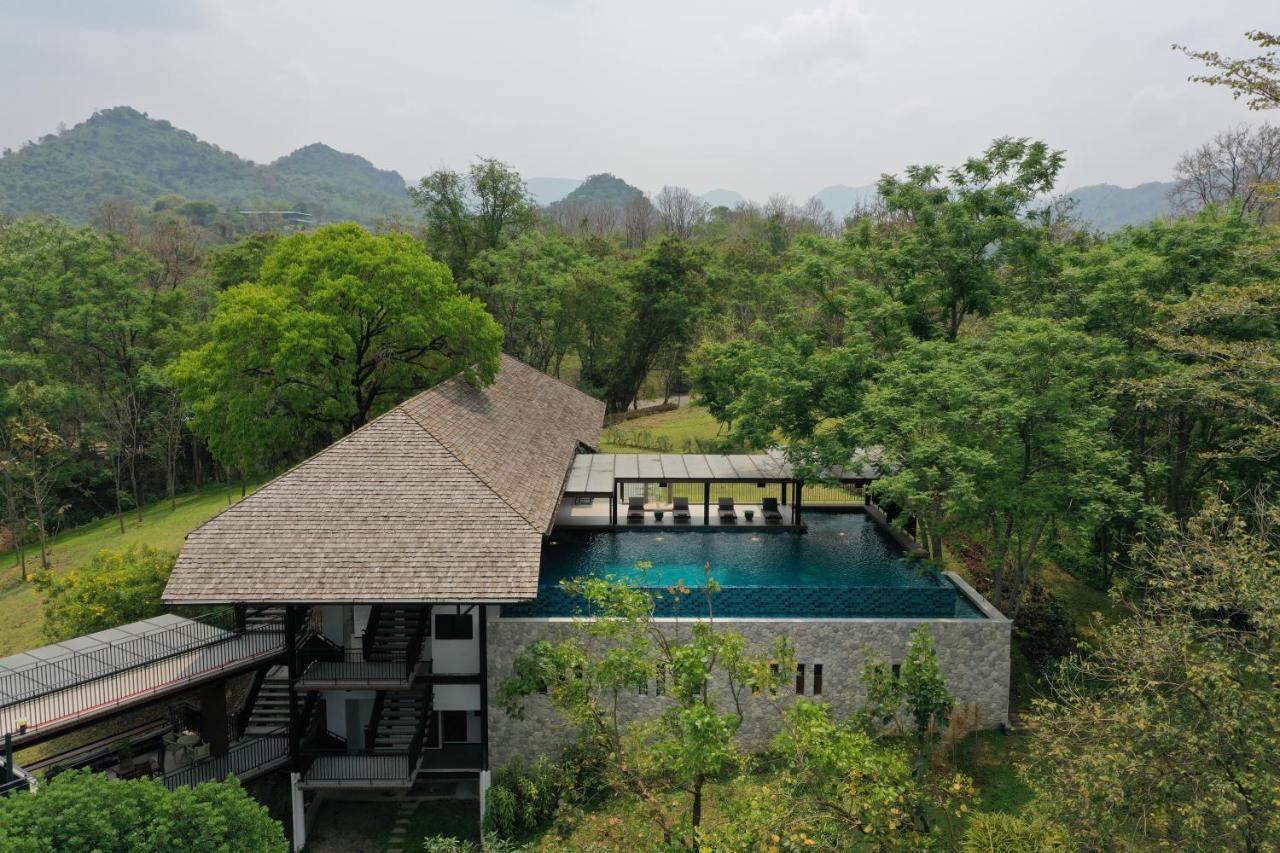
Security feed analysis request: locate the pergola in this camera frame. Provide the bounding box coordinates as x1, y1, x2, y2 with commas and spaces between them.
563, 451, 804, 526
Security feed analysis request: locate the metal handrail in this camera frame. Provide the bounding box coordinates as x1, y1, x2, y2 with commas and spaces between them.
0, 610, 273, 706
1, 625, 287, 741
163, 726, 289, 791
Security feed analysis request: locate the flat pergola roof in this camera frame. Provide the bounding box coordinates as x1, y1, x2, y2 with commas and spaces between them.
564, 448, 884, 496
565, 451, 794, 495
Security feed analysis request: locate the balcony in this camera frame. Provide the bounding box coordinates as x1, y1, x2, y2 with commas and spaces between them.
295, 648, 426, 690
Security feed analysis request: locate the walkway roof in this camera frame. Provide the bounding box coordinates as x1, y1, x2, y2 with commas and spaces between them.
565, 450, 793, 495
564, 447, 884, 496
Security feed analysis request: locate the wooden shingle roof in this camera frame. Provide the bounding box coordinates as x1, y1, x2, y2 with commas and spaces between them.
163, 356, 604, 605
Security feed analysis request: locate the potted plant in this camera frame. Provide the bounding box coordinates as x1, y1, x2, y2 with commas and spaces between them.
16, 719, 28, 735
654, 509, 665, 521
745, 509, 755, 521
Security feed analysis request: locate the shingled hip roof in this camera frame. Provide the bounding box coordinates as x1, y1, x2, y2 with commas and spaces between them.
163, 355, 605, 605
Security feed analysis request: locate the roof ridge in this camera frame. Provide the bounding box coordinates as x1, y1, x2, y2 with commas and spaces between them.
398, 401, 542, 533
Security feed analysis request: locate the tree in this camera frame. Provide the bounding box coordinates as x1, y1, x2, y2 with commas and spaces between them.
588, 237, 707, 413
410, 157, 537, 278
35, 546, 174, 640
206, 233, 279, 290
5, 383, 70, 569
622, 194, 659, 247
1171, 124, 1280, 221
497, 573, 794, 847
853, 318, 1127, 614
173, 223, 503, 473
1177, 30, 1280, 111
654, 186, 709, 239
877, 137, 1064, 341
1026, 495, 1280, 851
862, 625, 954, 732
467, 231, 583, 374
0, 769, 287, 852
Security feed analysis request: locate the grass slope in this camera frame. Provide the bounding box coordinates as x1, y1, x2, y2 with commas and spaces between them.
0, 481, 255, 656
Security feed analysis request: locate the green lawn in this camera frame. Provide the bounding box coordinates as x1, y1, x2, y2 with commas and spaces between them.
600, 404, 725, 453
0, 481, 258, 656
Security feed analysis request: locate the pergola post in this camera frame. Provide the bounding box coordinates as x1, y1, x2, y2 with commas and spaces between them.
794, 482, 803, 527
779, 481, 787, 506
703, 482, 710, 526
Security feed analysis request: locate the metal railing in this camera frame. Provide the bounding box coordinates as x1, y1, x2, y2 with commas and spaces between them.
1, 615, 286, 741
163, 727, 289, 791
302, 751, 412, 786
620, 481, 864, 507
296, 648, 414, 686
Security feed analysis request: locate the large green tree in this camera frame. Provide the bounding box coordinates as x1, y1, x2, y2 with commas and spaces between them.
877, 137, 1063, 341
173, 223, 502, 473
850, 317, 1127, 614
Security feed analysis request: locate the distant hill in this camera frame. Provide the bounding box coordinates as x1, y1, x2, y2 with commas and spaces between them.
0, 107, 413, 225
702, 189, 746, 208
527, 177, 581, 205
1058, 181, 1177, 232
814, 183, 879, 221
559, 173, 645, 206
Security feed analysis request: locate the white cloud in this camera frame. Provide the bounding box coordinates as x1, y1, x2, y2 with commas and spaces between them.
739, 0, 878, 82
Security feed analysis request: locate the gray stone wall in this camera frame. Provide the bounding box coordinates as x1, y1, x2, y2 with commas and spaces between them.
486, 576, 1010, 770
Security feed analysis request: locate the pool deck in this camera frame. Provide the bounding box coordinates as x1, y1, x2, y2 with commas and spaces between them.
554, 498, 803, 530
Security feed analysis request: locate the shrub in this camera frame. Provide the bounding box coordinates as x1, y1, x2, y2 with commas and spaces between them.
961, 811, 1071, 852
481, 784, 517, 837
35, 546, 176, 641
1011, 586, 1077, 670
0, 770, 286, 852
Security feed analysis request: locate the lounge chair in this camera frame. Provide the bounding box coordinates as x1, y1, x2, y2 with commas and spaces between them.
673, 497, 691, 523
626, 496, 646, 523
762, 497, 784, 523
718, 496, 737, 523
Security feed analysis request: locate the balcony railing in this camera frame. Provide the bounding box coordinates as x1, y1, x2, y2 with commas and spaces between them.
295, 648, 428, 689
163, 728, 290, 791
301, 751, 413, 787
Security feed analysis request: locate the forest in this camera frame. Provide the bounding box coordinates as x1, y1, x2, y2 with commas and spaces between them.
1, 30, 1278, 852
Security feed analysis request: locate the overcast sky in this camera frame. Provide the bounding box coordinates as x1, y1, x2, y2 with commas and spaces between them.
1, 0, 1271, 199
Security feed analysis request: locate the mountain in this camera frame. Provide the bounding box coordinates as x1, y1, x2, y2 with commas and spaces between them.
814, 183, 879, 221
0, 106, 413, 225
702, 188, 746, 208
559, 173, 645, 206
527, 177, 581, 206
1058, 181, 1176, 232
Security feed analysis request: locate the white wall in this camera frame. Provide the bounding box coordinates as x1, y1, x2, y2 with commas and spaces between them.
430, 605, 480, 673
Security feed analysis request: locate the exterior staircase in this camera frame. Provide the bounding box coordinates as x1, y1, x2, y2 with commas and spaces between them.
372, 690, 430, 752
242, 666, 291, 736
364, 606, 428, 664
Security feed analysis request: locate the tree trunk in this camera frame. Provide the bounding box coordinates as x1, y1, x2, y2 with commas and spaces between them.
691, 773, 705, 831
129, 454, 144, 524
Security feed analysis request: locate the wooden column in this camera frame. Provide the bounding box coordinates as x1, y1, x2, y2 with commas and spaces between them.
703, 482, 710, 526
794, 482, 803, 527
779, 481, 787, 506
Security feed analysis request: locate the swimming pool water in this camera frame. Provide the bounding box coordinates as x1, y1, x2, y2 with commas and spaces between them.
507, 513, 985, 619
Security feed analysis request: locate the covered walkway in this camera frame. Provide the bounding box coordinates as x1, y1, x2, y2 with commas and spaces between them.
0, 613, 285, 748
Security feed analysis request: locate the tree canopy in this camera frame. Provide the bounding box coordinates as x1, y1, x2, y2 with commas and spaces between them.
173, 223, 503, 473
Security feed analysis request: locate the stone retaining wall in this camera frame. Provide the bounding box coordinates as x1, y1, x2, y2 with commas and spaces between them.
485, 577, 1010, 770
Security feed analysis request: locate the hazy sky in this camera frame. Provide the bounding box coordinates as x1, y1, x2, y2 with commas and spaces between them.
1, 0, 1272, 199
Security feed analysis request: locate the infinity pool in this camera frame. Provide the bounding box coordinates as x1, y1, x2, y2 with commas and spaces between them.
504, 513, 984, 619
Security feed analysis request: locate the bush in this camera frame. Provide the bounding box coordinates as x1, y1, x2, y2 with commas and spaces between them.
0, 770, 286, 852
35, 546, 176, 641
486, 756, 571, 838
1012, 586, 1077, 669
481, 784, 517, 837
961, 811, 1071, 852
